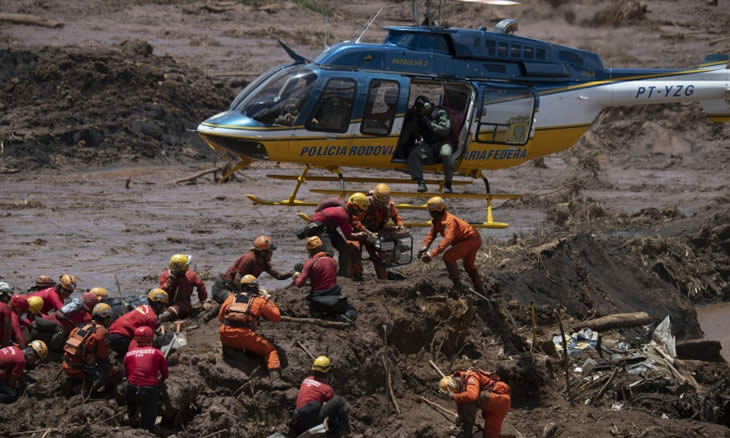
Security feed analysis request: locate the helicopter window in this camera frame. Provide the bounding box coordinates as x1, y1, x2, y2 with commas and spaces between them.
307, 78, 356, 133
486, 39, 496, 56
523, 46, 534, 59
361, 80, 400, 136
536, 47, 546, 60
477, 87, 535, 146
559, 50, 583, 66
473, 37, 480, 47
234, 65, 317, 126
511, 44, 521, 58
497, 42, 508, 57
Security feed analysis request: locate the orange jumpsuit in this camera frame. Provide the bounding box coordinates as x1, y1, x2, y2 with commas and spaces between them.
218, 292, 281, 370
452, 369, 511, 438
62, 321, 110, 380
351, 195, 404, 279
423, 211, 483, 290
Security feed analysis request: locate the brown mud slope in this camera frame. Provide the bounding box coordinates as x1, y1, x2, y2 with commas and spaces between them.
0, 44, 228, 172
2, 207, 729, 437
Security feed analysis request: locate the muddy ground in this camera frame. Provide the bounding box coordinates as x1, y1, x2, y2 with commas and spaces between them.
1, 0, 730, 437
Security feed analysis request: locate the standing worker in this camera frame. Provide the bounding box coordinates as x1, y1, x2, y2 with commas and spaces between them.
124, 326, 169, 432
439, 369, 511, 438
290, 356, 351, 437
294, 236, 357, 321
108, 289, 168, 356
62, 303, 116, 387
218, 275, 283, 381
211, 235, 293, 304
159, 254, 211, 322
418, 197, 484, 293
27, 273, 77, 314
0, 340, 48, 403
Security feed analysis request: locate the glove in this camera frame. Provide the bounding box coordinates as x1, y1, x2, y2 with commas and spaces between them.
422, 252, 433, 264
294, 263, 304, 272
292, 271, 301, 280
366, 232, 378, 244
260, 289, 272, 300
417, 247, 428, 259
202, 300, 213, 311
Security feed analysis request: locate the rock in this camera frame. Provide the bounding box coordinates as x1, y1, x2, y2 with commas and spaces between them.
676, 339, 724, 362
119, 39, 153, 57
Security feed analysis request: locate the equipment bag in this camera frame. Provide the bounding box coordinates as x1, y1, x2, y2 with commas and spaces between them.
64, 322, 96, 357
225, 293, 253, 324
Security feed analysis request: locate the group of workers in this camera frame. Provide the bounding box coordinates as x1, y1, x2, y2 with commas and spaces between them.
0, 181, 509, 438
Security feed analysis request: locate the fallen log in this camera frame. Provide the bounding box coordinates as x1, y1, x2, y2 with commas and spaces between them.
418, 396, 457, 418
172, 166, 223, 184
281, 315, 351, 328
296, 340, 316, 360
580, 312, 654, 331
0, 13, 64, 28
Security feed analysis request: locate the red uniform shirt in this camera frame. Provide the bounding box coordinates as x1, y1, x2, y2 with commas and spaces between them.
124, 346, 169, 386
0, 345, 26, 383
295, 252, 337, 291
109, 305, 158, 338
295, 376, 335, 408
224, 252, 289, 282
27, 287, 65, 314
159, 269, 208, 307
8, 312, 27, 348
310, 206, 353, 239
0, 303, 19, 347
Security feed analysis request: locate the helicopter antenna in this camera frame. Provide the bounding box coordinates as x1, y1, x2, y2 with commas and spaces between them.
324, 16, 329, 50
355, 7, 383, 43
423, 0, 434, 26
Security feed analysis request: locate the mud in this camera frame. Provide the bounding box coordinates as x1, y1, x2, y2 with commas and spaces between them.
1, 0, 730, 436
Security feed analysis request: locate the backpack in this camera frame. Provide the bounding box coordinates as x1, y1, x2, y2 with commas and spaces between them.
315, 196, 346, 212
225, 292, 254, 324
63, 322, 96, 358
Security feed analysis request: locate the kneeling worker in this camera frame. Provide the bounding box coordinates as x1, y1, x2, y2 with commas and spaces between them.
291, 356, 351, 437
439, 369, 511, 438
218, 275, 282, 380
159, 254, 212, 322
63, 303, 115, 386
108, 289, 168, 356
418, 197, 484, 293
0, 340, 48, 403
124, 326, 169, 432
294, 236, 357, 322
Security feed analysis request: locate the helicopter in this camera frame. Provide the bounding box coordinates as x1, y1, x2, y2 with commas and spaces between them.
197, 0, 730, 229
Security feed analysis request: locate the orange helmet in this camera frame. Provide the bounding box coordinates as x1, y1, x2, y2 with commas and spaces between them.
253, 235, 276, 251
35, 275, 55, 289
59, 274, 77, 292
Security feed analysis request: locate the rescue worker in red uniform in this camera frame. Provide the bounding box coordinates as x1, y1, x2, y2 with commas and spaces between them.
36, 292, 98, 353
0, 340, 47, 403
27, 273, 77, 314
62, 303, 115, 387
218, 275, 282, 379
27, 275, 55, 293
439, 369, 511, 438
294, 236, 357, 321
0, 298, 24, 348
351, 184, 405, 280
212, 235, 293, 304
124, 326, 169, 432
419, 196, 484, 293
6, 295, 41, 349
290, 356, 351, 437
108, 289, 168, 356
158, 254, 211, 322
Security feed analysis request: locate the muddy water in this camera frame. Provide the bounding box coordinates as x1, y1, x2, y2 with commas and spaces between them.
696, 303, 730, 362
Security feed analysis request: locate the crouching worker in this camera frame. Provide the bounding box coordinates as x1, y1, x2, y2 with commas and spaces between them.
290, 356, 351, 438
124, 327, 168, 432
159, 254, 212, 322
439, 369, 511, 438
294, 237, 357, 322
0, 340, 48, 403
109, 289, 168, 356
218, 275, 283, 380
63, 303, 117, 389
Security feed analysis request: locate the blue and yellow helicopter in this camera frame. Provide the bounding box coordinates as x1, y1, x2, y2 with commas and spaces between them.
197, 0, 729, 228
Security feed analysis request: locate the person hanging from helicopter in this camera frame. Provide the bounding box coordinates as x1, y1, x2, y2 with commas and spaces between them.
406, 95, 457, 193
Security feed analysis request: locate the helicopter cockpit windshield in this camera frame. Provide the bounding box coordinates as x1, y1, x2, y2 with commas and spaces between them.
234, 65, 317, 126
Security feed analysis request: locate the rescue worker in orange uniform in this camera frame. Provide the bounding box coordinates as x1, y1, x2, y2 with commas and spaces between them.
158, 254, 211, 322
342, 192, 373, 281
212, 235, 293, 304
62, 303, 115, 386
108, 289, 168, 356
27, 273, 77, 314
351, 184, 405, 280
218, 275, 282, 380
0, 340, 48, 403
439, 369, 511, 438
419, 196, 484, 293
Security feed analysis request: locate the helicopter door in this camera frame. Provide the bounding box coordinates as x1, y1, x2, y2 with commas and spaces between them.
305, 77, 357, 142
476, 84, 536, 146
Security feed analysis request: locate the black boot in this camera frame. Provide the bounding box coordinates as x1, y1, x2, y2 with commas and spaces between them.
417, 180, 427, 192
443, 180, 453, 193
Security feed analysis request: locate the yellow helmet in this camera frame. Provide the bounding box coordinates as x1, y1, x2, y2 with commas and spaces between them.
92, 303, 113, 319
427, 196, 447, 213
306, 235, 324, 251
439, 375, 459, 394
169, 254, 191, 274
59, 274, 77, 292
27, 296, 44, 315
147, 288, 169, 304
374, 183, 391, 203
348, 192, 369, 211
312, 355, 332, 373
89, 287, 109, 298
240, 274, 259, 292
29, 340, 48, 361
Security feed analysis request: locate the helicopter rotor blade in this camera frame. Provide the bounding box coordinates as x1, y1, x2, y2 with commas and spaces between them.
455, 0, 520, 5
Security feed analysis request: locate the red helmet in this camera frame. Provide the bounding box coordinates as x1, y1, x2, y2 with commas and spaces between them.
81, 293, 100, 310
10, 295, 29, 312
134, 326, 154, 345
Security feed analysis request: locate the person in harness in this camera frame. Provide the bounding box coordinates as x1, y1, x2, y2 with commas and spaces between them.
218, 275, 283, 381
37, 292, 100, 353
158, 253, 212, 322
293, 237, 357, 322
62, 303, 117, 389
439, 369, 511, 438
290, 355, 351, 438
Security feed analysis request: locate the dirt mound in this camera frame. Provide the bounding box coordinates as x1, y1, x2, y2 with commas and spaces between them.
582, 0, 648, 27
0, 44, 229, 172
